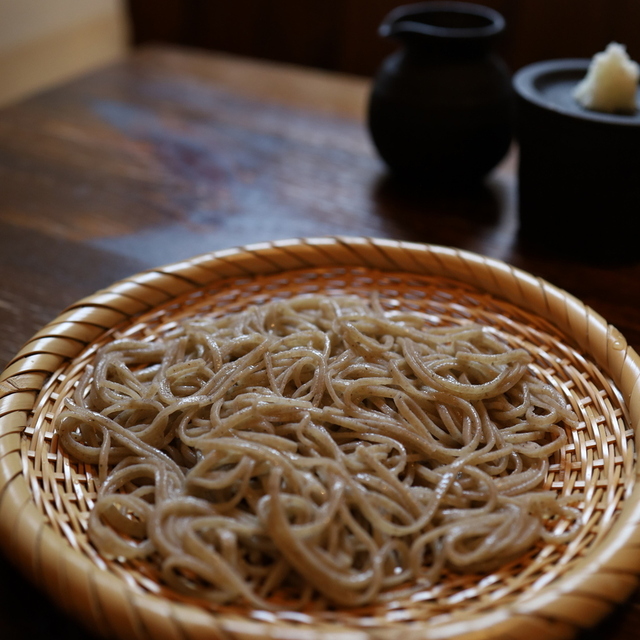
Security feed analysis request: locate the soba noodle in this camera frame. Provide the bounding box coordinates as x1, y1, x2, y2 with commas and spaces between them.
56, 295, 581, 609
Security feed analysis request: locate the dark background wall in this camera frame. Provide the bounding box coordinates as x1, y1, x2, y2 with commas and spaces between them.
126, 0, 640, 76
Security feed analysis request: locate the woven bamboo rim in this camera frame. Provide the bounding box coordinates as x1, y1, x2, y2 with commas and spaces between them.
1, 236, 639, 640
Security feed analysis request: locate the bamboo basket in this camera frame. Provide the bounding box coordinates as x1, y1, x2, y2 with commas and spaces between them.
1, 236, 639, 640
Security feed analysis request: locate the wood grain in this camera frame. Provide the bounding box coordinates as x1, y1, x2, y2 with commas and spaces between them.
1, 46, 638, 370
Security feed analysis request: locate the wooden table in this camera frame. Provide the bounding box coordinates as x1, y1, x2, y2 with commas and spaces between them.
0, 45, 639, 640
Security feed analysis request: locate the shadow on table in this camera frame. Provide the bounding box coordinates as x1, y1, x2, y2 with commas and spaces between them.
515, 227, 640, 267
372, 172, 640, 268
371, 173, 509, 252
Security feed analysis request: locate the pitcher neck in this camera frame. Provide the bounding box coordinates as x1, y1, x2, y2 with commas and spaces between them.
380, 2, 505, 59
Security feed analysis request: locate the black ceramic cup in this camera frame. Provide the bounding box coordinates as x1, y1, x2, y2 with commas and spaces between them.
368, 1, 512, 186
514, 59, 640, 261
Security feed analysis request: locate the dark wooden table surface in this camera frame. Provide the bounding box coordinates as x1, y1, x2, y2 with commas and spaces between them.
0, 45, 639, 640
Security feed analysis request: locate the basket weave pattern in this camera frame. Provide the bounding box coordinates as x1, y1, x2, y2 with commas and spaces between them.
1, 237, 639, 640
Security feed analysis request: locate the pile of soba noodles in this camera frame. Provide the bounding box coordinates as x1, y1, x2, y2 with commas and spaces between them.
56, 294, 581, 609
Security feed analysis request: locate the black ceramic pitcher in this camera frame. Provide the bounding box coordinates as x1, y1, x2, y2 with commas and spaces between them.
368, 1, 512, 185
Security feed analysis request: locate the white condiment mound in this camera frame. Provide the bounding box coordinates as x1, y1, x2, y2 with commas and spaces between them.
573, 42, 639, 113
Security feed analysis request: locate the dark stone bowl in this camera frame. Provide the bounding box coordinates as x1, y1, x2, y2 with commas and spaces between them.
514, 59, 640, 261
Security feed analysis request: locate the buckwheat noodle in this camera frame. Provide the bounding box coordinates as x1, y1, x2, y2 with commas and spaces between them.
56, 295, 581, 609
